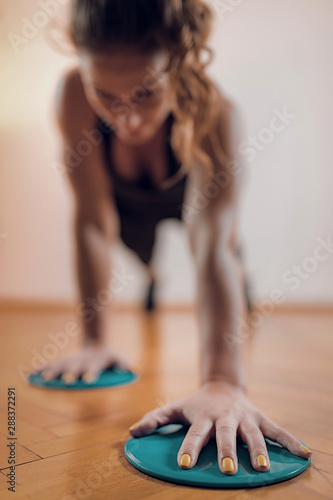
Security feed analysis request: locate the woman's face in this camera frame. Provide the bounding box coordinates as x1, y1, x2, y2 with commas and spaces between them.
78, 47, 173, 146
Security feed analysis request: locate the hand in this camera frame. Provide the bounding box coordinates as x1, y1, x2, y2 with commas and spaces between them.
129, 379, 312, 474
36, 343, 131, 384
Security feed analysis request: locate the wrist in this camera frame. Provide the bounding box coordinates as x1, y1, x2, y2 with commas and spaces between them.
201, 367, 248, 393
201, 377, 248, 395
82, 332, 109, 349
200, 361, 247, 392
200, 347, 248, 391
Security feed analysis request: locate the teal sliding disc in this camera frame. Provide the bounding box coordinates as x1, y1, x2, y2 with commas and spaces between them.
124, 424, 311, 488
27, 367, 138, 390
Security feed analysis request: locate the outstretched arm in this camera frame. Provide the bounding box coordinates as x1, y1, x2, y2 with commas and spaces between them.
184, 95, 248, 390
130, 94, 312, 475
39, 68, 131, 385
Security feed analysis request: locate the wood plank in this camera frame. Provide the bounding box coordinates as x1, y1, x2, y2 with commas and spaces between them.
0, 434, 41, 469
0, 307, 332, 499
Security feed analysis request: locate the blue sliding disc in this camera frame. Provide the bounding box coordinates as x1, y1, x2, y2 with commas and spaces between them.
27, 367, 138, 390
124, 424, 311, 488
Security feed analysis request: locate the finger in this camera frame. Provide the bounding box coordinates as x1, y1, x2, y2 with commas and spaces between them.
259, 415, 312, 458
238, 420, 270, 472
177, 418, 214, 469
202, 428, 214, 447
61, 359, 84, 384
41, 370, 57, 381
105, 356, 132, 372
41, 362, 66, 381
81, 359, 113, 384
129, 403, 186, 437
216, 419, 238, 475
81, 371, 98, 384
61, 372, 79, 384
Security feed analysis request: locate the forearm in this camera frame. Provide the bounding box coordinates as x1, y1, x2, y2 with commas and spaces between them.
74, 218, 112, 346
196, 245, 248, 391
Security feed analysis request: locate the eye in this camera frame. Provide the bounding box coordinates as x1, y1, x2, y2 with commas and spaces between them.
143, 91, 155, 99
130, 90, 154, 103
135, 91, 158, 106
95, 89, 113, 100
95, 88, 158, 106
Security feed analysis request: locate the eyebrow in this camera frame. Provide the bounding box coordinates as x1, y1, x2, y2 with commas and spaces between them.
94, 87, 160, 99
94, 89, 118, 99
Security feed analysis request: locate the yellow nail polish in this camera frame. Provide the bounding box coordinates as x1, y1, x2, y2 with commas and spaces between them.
82, 372, 97, 383
302, 445, 312, 454
180, 454, 192, 468
257, 454, 268, 467
62, 372, 76, 383
42, 370, 54, 380
129, 421, 140, 431
221, 457, 235, 473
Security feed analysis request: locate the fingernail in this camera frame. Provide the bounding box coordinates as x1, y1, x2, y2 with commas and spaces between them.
62, 373, 76, 383
180, 454, 192, 468
42, 370, 54, 380
82, 372, 97, 383
257, 454, 268, 467
221, 457, 235, 473
302, 445, 312, 454
129, 421, 140, 431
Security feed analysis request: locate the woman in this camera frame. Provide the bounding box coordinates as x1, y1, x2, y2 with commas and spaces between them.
43, 0, 312, 475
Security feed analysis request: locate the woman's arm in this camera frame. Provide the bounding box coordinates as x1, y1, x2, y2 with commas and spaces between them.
55, 68, 121, 347
184, 94, 248, 390
130, 94, 312, 473
41, 69, 132, 383
73, 202, 115, 347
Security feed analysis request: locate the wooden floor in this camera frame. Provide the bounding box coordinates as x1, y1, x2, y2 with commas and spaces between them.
0, 306, 332, 499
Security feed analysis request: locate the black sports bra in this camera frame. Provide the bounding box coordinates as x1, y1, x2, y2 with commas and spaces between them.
97, 113, 184, 191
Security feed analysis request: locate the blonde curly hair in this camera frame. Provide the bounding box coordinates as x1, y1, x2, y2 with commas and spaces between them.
68, 0, 221, 174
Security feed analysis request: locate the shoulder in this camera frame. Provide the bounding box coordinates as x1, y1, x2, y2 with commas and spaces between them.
53, 67, 116, 213
183, 83, 246, 228
211, 82, 235, 122
201, 81, 244, 168
54, 66, 99, 142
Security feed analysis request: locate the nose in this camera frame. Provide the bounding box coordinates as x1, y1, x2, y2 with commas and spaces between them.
122, 111, 143, 133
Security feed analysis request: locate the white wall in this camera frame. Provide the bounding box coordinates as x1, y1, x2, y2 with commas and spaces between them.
0, 0, 332, 306
206, 0, 333, 305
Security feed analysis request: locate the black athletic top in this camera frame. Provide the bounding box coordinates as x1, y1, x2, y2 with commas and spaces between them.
97, 113, 189, 264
